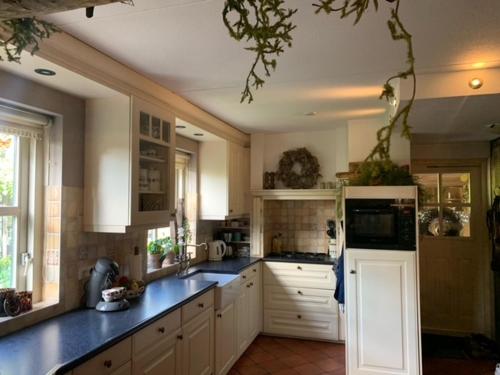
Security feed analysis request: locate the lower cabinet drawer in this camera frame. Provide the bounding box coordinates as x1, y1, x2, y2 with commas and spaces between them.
182, 289, 214, 324
133, 309, 181, 355
264, 262, 335, 290
263, 309, 338, 341
264, 286, 338, 314
74, 337, 132, 375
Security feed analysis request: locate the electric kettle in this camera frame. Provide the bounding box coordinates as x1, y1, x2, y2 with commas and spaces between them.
208, 240, 227, 261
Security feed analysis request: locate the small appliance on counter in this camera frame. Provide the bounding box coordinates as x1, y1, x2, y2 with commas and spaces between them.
208, 240, 227, 261
85, 257, 130, 312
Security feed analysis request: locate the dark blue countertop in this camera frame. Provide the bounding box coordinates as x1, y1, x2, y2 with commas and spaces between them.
0, 277, 217, 375
0, 258, 262, 375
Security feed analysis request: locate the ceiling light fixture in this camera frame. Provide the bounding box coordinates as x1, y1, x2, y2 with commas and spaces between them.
34, 68, 56, 76
176, 125, 186, 129
193, 133, 204, 137
468, 78, 483, 90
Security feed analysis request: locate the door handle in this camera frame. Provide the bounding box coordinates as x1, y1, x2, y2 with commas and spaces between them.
350, 270, 356, 274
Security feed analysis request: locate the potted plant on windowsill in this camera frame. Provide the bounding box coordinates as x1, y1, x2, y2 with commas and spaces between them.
147, 241, 164, 270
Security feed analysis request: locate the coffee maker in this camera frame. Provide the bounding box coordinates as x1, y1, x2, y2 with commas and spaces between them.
85, 257, 129, 312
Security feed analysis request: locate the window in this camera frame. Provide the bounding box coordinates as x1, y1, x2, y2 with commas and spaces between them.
0, 105, 46, 296
146, 152, 193, 270
415, 172, 471, 237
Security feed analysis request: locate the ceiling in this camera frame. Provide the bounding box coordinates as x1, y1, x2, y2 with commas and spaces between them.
33, 0, 500, 136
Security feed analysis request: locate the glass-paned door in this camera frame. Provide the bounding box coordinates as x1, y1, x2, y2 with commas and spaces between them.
413, 162, 490, 336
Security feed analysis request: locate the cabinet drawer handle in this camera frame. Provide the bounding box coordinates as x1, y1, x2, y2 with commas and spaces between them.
250, 282, 254, 287
217, 313, 222, 318
297, 266, 302, 270
297, 290, 303, 295
297, 315, 302, 319
229, 209, 233, 213
242, 275, 247, 279
253, 269, 256, 272
247, 284, 251, 288
158, 327, 165, 333
103, 360, 112, 368
177, 334, 183, 340
350, 270, 356, 274
198, 303, 204, 308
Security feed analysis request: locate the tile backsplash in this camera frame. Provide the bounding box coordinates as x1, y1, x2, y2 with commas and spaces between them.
263, 200, 335, 254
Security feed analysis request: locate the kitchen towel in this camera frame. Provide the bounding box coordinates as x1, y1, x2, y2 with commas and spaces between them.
334, 248, 345, 306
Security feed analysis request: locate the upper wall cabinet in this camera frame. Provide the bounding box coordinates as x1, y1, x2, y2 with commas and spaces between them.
84, 95, 175, 232
199, 140, 250, 220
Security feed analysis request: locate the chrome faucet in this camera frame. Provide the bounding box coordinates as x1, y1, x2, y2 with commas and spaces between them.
177, 243, 208, 276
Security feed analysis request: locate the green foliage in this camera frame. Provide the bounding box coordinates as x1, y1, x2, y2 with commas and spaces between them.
314, 0, 416, 161
223, 0, 297, 103
147, 240, 164, 255
349, 160, 417, 187
182, 219, 192, 244
0, 256, 12, 288
0, 18, 59, 62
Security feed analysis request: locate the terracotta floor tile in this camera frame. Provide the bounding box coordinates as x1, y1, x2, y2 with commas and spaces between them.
234, 356, 256, 369
249, 351, 276, 363
236, 365, 268, 375
280, 353, 309, 367
315, 358, 344, 372
294, 362, 324, 375
258, 359, 290, 373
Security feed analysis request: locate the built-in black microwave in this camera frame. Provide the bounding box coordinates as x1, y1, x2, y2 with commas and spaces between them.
345, 198, 416, 250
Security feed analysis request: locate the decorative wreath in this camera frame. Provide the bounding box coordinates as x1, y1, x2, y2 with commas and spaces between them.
276, 147, 321, 189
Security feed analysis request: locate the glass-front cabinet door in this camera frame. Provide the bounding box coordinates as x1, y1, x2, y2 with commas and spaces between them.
131, 96, 175, 226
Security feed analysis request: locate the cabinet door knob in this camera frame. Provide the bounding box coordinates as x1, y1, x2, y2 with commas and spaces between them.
158, 327, 165, 333
103, 360, 112, 368
297, 315, 302, 319
242, 275, 247, 279
297, 290, 303, 295
229, 209, 233, 213
297, 266, 302, 270
198, 303, 205, 308
247, 284, 251, 288
253, 269, 256, 272
217, 313, 222, 318
177, 334, 183, 340
350, 270, 356, 274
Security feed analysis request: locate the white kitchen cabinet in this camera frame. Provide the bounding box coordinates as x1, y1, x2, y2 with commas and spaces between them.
133, 329, 182, 375
199, 140, 250, 220
74, 337, 132, 375
84, 95, 175, 232
345, 249, 420, 375
236, 263, 262, 356
215, 302, 237, 375
263, 261, 338, 341
182, 307, 214, 375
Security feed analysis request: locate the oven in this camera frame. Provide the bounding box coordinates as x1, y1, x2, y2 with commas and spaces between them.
345, 198, 416, 250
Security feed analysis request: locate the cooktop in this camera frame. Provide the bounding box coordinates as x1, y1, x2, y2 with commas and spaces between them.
264, 251, 337, 265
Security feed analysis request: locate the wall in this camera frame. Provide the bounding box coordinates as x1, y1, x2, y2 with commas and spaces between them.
263, 200, 335, 254
251, 128, 348, 189
411, 136, 490, 160
348, 118, 411, 164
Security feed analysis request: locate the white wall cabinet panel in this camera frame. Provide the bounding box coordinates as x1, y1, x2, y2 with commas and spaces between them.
199, 140, 250, 220
263, 262, 335, 290
84, 95, 175, 232
346, 249, 420, 375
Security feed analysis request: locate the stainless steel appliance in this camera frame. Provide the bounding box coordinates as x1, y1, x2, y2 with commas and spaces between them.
345, 198, 416, 250
85, 257, 130, 312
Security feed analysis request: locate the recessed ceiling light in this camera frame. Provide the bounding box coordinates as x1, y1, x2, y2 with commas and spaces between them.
304, 111, 317, 116
176, 125, 186, 129
34, 68, 56, 76
193, 133, 204, 137
469, 78, 483, 89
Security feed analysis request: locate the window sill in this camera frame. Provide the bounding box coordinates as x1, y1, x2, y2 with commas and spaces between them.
0, 299, 60, 335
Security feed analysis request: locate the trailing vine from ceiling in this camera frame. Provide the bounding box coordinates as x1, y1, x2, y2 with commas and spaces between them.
0, 18, 58, 62
223, 0, 298, 104
0, 0, 415, 162
225, 0, 416, 161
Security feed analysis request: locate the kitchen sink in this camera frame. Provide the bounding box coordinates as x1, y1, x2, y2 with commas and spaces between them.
185, 272, 240, 309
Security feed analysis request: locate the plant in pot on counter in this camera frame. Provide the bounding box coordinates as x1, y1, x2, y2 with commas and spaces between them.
147, 240, 164, 270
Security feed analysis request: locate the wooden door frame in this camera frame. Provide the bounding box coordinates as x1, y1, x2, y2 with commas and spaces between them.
412, 158, 493, 337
